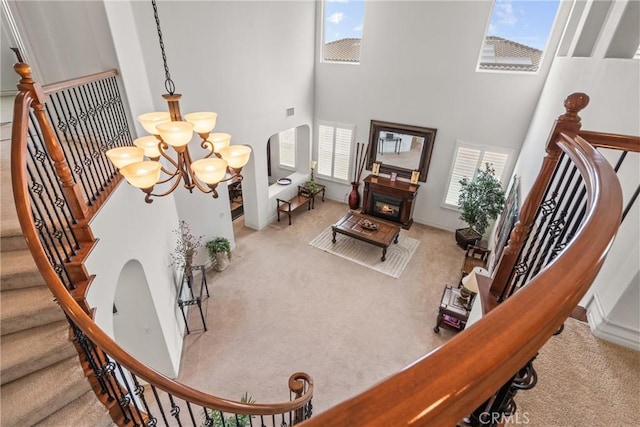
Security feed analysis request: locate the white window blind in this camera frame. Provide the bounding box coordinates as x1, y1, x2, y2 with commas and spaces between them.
444, 142, 511, 207
316, 122, 354, 181
278, 128, 296, 168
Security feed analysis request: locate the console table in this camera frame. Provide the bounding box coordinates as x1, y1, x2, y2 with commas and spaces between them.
177, 265, 209, 334
433, 284, 471, 333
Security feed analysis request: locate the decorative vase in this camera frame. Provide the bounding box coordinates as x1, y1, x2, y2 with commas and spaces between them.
348, 182, 361, 210
214, 252, 230, 272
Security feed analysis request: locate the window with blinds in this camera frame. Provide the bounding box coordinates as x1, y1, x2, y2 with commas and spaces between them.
317, 122, 354, 182
278, 127, 296, 168
444, 142, 511, 208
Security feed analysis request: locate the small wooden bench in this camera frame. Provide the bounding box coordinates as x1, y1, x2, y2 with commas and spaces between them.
277, 187, 311, 225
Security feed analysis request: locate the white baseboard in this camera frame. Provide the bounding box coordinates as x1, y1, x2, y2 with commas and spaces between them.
586, 295, 640, 351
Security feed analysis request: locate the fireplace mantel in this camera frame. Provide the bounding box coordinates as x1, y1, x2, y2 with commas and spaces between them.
361, 175, 419, 229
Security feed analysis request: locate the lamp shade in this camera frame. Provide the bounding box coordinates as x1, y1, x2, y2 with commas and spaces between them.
209, 133, 232, 152
184, 112, 218, 134
191, 158, 228, 185
138, 112, 171, 135
461, 271, 480, 294
106, 147, 145, 169
219, 145, 251, 169
119, 161, 162, 189
133, 135, 161, 159
156, 121, 194, 147
310, 160, 317, 169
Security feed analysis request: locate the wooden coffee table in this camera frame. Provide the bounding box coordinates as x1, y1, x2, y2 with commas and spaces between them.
331, 212, 401, 261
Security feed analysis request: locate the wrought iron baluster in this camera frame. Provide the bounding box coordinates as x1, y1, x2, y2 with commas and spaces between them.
131, 373, 158, 427
116, 362, 146, 426
59, 89, 102, 201
106, 75, 134, 148
150, 385, 170, 427
184, 401, 196, 426
168, 394, 183, 427
71, 85, 110, 196
89, 80, 120, 158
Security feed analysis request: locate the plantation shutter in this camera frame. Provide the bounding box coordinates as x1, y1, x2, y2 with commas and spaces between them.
333, 127, 353, 181
317, 124, 334, 176
278, 128, 296, 168
445, 146, 481, 206
316, 122, 355, 181
480, 151, 509, 183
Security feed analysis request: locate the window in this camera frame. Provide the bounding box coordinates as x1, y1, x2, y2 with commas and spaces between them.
444, 142, 512, 208
278, 128, 296, 169
478, 0, 560, 72
317, 122, 355, 182
322, 0, 365, 63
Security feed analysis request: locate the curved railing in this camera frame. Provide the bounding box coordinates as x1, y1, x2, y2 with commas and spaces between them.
10, 63, 313, 426
10, 60, 636, 427
299, 96, 633, 426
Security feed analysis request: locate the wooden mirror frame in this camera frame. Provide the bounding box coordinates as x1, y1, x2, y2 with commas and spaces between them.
366, 120, 437, 182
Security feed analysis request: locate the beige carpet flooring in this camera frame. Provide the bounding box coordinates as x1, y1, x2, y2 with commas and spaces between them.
176, 200, 640, 426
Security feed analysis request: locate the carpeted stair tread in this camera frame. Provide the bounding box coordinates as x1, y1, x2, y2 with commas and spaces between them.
0, 356, 91, 427
34, 389, 114, 427
1, 320, 76, 385
0, 248, 45, 290
0, 286, 66, 336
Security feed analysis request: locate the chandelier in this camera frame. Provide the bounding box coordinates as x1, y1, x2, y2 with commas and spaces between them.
106, 0, 251, 203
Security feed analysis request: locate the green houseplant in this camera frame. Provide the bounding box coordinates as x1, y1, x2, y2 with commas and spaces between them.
203, 392, 255, 427
206, 237, 232, 272
456, 163, 506, 249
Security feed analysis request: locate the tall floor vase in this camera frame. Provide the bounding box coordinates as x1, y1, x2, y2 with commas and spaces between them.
348, 182, 361, 210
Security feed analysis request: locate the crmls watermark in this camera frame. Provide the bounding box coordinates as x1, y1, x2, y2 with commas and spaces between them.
478, 411, 531, 425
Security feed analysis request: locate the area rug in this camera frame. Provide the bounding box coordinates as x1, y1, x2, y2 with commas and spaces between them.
308, 227, 420, 278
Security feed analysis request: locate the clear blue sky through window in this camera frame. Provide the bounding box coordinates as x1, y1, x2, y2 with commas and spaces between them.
324, 0, 365, 43
480, 0, 560, 72
487, 0, 560, 50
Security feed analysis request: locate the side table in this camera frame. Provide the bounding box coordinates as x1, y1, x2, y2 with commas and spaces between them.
177, 265, 209, 334
433, 284, 471, 333
299, 183, 326, 209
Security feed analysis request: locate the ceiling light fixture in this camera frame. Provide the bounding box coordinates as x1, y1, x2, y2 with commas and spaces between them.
106, 0, 251, 203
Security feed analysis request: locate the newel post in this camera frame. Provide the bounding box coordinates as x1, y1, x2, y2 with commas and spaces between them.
490, 93, 590, 300
14, 63, 89, 220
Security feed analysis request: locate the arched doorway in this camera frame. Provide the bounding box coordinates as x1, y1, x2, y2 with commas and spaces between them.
112, 260, 175, 377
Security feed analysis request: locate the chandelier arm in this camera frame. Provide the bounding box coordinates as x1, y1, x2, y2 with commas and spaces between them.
146, 171, 186, 200
179, 150, 195, 191
200, 139, 215, 159
155, 167, 181, 185
157, 141, 180, 170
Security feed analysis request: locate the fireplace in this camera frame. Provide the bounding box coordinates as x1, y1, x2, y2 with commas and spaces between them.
371, 193, 402, 222
362, 175, 419, 229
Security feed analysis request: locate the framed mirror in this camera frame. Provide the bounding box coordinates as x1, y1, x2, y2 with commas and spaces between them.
366, 120, 437, 182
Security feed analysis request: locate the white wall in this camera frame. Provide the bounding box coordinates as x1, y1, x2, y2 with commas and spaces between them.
128, 0, 316, 231
85, 183, 186, 374
512, 0, 640, 349
314, 0, 572, 230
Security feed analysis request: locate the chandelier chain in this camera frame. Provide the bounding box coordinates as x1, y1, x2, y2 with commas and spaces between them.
151, 0, 175, 95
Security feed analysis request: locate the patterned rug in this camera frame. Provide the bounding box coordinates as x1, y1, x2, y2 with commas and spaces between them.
309, 227, 420, 278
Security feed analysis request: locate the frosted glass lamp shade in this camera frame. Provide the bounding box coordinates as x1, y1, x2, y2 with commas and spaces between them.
156, 121, 194, 147
461, 271, 480, 294
138, 112, 171, 135
133, 136, 161, 159
191, 158, 228, 185
184, 112, 218, 134
119, 161, 162, 189
209, 133, 232, 152
310, 160, 317, 169
106, 147, 144, 169
219, 145, 251, 169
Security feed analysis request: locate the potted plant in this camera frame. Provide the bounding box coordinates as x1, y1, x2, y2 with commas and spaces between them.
170, 220, 203, 273
206, 237, 232, 272
203, 392, 254, 427
456, 163, 506, 249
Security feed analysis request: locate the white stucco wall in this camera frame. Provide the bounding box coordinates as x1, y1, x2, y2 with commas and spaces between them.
511, 0, 639, 348
313, 0, 573, 230
85, 182, 185, 375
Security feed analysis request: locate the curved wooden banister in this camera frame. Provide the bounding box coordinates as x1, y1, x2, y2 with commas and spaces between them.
41, 68, 120, 95
10, 74, 313, 419
299, 132, 623, 425
577, 130, 640, 152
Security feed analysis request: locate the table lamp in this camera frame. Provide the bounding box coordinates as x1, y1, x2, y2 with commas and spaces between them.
460, 270, 480, 309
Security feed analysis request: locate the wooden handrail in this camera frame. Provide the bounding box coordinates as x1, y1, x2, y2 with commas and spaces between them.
11, 73, 313, 418
298, 132, 623, 425
41, 68, 119, 95
577, 130, 640, 152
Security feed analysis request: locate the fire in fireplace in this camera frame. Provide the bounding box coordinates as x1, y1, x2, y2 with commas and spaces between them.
371, 193, 402, 222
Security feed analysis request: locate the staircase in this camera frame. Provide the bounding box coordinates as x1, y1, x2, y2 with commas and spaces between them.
0, 122, 112, 426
